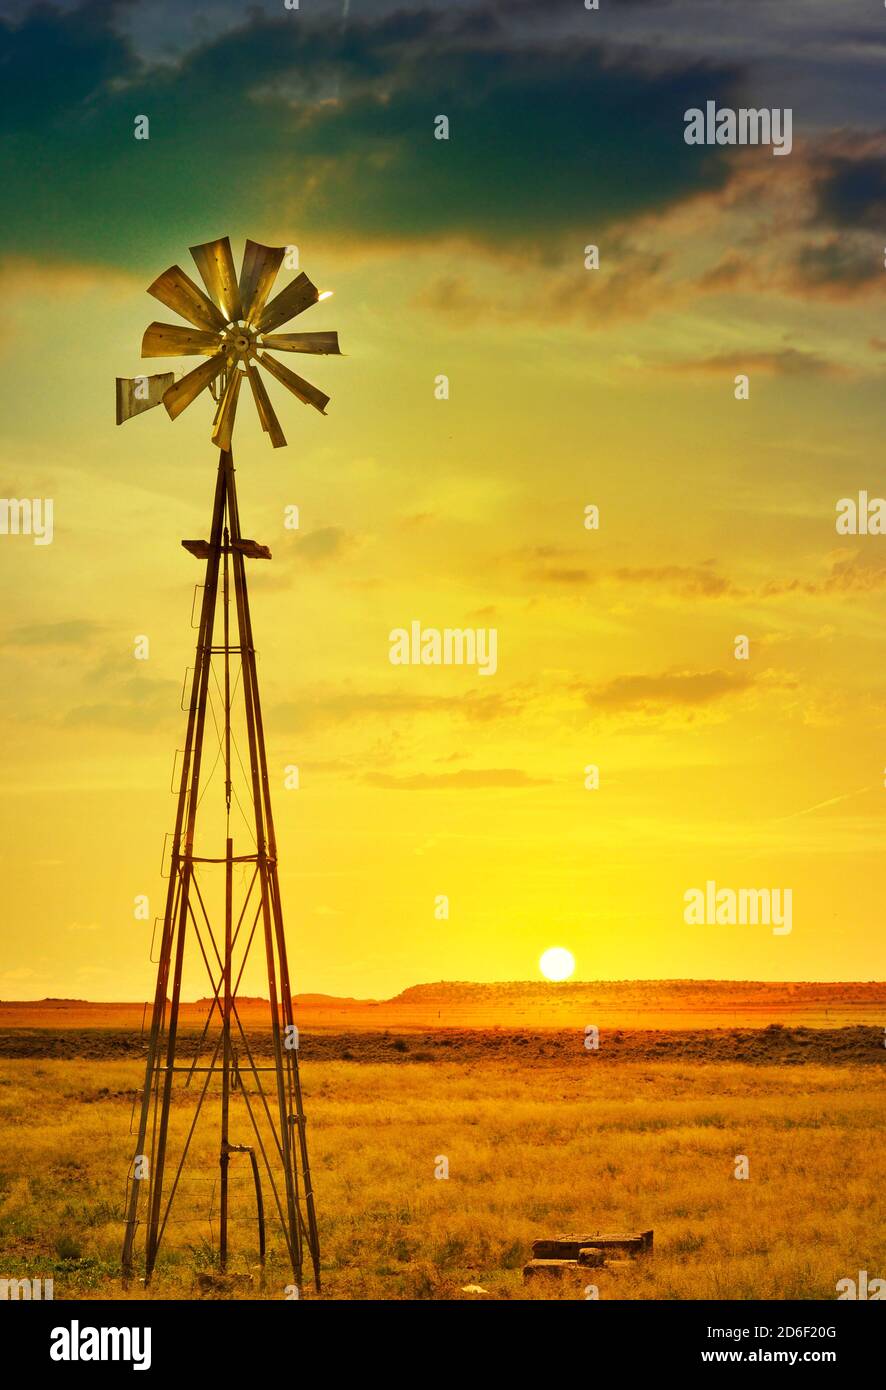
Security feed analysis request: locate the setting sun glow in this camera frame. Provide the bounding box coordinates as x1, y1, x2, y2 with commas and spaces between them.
539, 947, 575, 983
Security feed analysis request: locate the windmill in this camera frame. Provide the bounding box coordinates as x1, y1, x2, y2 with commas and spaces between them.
117, 237, 341, 1290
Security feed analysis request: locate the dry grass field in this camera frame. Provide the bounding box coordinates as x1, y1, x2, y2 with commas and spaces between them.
1, 1046, 883, 1301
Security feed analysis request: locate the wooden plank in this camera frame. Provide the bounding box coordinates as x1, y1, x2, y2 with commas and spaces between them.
232, 539, 272, 560
579, 1239, 644, 1259
522, 1259, 585, 1280
182, 540, 211, 559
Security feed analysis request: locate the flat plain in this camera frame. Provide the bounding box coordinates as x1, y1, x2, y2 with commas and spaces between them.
0, 981, 882, 1300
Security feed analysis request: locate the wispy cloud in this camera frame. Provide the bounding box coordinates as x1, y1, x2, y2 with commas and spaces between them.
5, 620, 103, 647
578, 668, 754, 714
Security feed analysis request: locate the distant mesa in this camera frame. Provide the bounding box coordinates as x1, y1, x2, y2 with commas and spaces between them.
1, 981, 882, 1034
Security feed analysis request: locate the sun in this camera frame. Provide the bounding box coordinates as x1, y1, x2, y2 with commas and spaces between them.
539, 946, 575, 982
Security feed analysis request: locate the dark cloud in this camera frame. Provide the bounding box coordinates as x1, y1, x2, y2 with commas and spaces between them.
0, 0, 136, 135
796, 236, 877, 288
291, 46, 737, 250
815, 153, 886, 231
0, 1, 740, 265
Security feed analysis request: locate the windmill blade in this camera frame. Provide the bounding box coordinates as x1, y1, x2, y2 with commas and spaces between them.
239, 239, 286, 324
255, 272, 319, 335
147, 265, 227, 334
142, 322, 221, 358
189, 237, 243, 323
259, 331, 340, 356
211, 368, 243, 451
116, 373, 175, 424
257, 351, 329, 415
163, 356, 227, 420
245, 361, 287, 448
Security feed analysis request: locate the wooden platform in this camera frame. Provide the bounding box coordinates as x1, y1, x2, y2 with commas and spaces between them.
532, 1230, 653, 1260
524, 1230, 653, 1279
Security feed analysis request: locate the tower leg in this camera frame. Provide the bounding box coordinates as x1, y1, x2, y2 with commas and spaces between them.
226, 456, 319, 1288
219, 836, 233, 1271
122, 456, 226, 1282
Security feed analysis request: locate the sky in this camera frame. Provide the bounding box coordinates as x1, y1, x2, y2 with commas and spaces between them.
0, 0, 884, 999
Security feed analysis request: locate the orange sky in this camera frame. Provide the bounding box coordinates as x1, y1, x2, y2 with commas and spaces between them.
1, 1, 884, 998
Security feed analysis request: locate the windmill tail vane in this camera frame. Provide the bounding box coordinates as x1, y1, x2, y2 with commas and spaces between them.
117, 237, 340, 1289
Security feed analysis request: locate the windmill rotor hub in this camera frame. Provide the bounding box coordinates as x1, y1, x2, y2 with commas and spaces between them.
222, 322, 256, 359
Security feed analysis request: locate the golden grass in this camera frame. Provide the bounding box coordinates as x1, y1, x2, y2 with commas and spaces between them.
0, 1058, 882, 1300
